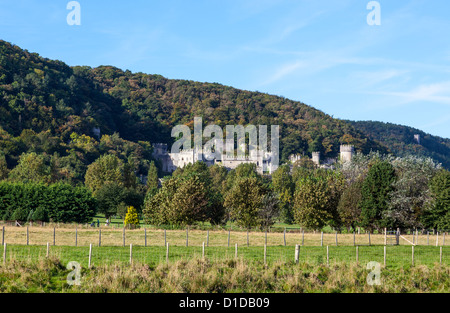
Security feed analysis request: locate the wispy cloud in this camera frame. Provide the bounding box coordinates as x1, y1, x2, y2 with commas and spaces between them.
379, 81, 450, 106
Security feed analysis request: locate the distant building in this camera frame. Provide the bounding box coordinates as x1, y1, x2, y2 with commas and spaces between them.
152, 142, 278, 174
414, 134, 421, 145
289, 154, 302, 164
312, 152, 321, 166
340, 145, 354, 163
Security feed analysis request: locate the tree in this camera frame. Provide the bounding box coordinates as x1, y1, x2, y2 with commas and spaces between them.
422, 169, 450, 230
359, 161, 396, 231
224, 177, 266, 229
95, 182, 126, 220
293, 176, 332, 231
293, 169, 344, 231
338, 179, 363, 231
11, 207, 29, 222
146, 161, 159, 191
170, 175, 210, 226
259, 192, 280, 230
271, 165, 294, 224
8, 152, 50, 184
0, 154, 9, 180
143, 174, 211, 226
386, 156, 440, 229
84, 154, 124, 193
32, 206, 48, 223
124, 206, 140, 229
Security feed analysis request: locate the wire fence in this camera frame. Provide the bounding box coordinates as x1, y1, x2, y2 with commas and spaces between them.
1, 225, 449, 248
2, 243, 448, 269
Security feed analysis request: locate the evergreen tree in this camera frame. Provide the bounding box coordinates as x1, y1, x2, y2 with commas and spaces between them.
271, 165, 294, 224
422, 169, 450, 230
146, 161, 159, 191
359, 161, 396, 231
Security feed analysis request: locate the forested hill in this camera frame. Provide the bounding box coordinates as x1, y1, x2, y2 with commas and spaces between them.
2, 39, 446, 176
348, 120, 450, 169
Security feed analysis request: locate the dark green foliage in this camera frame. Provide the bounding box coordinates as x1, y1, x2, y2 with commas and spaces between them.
359, 161, 396, 231
337, 179, 363, 231
11, 207, 28, 222
271, 165, 294, 224
32, 206, 48, 222
293, 170, 344, 231
146, 161, 159, 191
422, 169, 450, 230
0, 182, 96, 223
224, 177, 267, 229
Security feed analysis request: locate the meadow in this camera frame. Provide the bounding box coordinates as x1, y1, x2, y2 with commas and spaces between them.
1, 223, 448, 293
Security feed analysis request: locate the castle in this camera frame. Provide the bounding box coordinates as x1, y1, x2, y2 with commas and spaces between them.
152, 140, 279, 174
290, 145, 355, 169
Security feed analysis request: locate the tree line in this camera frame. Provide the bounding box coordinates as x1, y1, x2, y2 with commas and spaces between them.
0, 147, 448, 230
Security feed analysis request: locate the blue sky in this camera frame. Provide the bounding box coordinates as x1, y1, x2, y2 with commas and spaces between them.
1, 0, 450, 138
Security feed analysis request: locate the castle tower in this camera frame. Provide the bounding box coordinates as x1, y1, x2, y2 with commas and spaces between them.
312, 152, 321, 166
340, 145, 354, 163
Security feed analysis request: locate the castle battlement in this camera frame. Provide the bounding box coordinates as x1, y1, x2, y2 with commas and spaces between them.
340, 145, 354, 152
340, 145, 354, 162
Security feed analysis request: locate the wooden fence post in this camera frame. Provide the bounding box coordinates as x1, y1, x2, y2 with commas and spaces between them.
235, 243, 238, 259
384, 228, 387, 245
46, 242, 49, 258
3, 243, 6, 264
326, 246, 329, 266
1, 226, 4, 246
26, 226, 29, 246
98, 229, 101, 247
283, 228, 286, 246
264, 243, 267, 265
166, 242, 169, 264
295, 244, 299, 264
88, 244, 92, 268
130, 244, 133, 265
356, 246, 359, 264
436, 232, 439, 247
164, 229, 167, 247
202, 242, 205, 258
144, 228, 147, 247
53, 227, 55, 246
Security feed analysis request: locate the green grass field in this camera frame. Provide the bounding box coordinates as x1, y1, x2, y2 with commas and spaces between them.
2, 244, 448, 269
